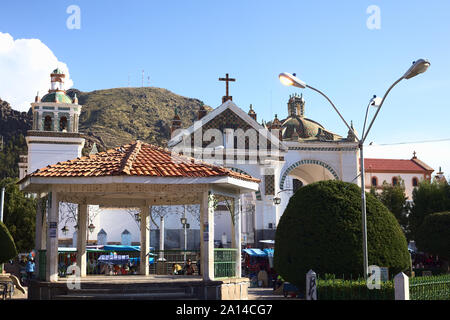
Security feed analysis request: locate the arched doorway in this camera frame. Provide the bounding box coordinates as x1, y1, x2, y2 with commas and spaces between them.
280, 159, 340, 190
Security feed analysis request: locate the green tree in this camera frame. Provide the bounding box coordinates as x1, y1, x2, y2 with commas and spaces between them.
1, 177, 36, 253
410, 180, 450, 240
274, 180, 411, 289
376, 178, 409, 238
0, 134, 27, 179
0, 221, 17, 263
415, 212, 450, 272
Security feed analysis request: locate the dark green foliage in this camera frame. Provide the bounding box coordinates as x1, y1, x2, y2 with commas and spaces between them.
0, 221, 18, 263
410, 180, 450, 239
1, 177, 36, 253
0, 134, 27, 179
274, 180, 411, 289
376, 179, 409, 239
415, 212, 450, 260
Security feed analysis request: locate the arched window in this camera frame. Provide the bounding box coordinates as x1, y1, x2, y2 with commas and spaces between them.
371, 177, 378, 187
44, 115, 53, 131
59, 116, 68, 132
412, 177, 419, 187
392, 177, 399, 186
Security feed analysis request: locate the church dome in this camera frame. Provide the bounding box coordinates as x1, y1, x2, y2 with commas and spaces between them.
281, 116, 324, 139
41, 91, 73, 104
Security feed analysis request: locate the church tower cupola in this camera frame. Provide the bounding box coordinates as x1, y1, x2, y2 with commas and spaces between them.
50, 68, 66, 92
287, 93, 305, 117
31, 69, 81, 132
248, 104, 257, 121
25, 68, 85, 175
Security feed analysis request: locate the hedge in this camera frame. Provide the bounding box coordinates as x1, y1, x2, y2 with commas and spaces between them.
274, 180, 411, 289
317, 275, 394, 300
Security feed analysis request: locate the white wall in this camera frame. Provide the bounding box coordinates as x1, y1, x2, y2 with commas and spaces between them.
27, 141, 84, 173
365, 172, 426, 199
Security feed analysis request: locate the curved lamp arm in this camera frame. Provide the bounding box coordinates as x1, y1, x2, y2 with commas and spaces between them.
361, 76, 404, 143
306, 84, 360, 143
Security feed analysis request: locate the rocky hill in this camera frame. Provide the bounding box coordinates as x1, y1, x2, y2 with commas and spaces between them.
0, 87, 211, 178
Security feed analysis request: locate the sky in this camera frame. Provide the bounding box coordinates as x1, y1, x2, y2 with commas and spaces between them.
1, 0, 449, 177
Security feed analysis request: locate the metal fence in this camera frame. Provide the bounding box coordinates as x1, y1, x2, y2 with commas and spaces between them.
409, 274, 450, 300
150, 250, 200, 275
37, 249, 200, 279
214, 248, 237, 279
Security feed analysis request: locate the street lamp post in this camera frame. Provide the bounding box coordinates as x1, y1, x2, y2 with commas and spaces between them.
279, 59, 430, 278
181, 205, 190, 263
0, 187, 5, 223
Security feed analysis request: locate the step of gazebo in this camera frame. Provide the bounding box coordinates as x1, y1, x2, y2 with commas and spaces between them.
53, 291, 197, 300
66, 287, 188, 295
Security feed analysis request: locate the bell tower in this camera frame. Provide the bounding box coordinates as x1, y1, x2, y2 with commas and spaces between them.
287, 93, 305, 117
25, 68, 85, 175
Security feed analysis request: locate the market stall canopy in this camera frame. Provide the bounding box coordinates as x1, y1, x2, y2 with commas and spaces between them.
243, 248, 268, 257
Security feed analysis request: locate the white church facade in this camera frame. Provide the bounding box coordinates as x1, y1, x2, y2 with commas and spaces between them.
168, 92, 360, 245
19, 70, 437, 249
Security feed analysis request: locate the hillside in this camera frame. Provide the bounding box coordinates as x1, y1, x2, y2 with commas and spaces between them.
0, 87, 211, 178
68, 87, 210, 152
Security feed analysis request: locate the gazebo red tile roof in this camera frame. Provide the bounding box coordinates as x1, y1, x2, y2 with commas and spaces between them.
28, 140, 260, 183
364, 158, 434, 173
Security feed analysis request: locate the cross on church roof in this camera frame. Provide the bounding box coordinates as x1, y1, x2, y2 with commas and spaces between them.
219, 73, 236, 103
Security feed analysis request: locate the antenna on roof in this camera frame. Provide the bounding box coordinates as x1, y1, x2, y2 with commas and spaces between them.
147, 76, 150, 87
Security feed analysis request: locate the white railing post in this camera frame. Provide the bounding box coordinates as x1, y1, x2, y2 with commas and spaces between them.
306, 269, 317, 300
394, 272, 409, 300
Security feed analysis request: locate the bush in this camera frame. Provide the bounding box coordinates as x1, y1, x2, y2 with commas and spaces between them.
274, 180, 411, 289
0, 221, 17, 263
317, 276, 394, 300
415, 212, 450, 260
410, 180, 450, 239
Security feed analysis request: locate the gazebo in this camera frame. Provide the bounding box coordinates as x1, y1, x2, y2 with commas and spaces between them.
19, 141, 259, 299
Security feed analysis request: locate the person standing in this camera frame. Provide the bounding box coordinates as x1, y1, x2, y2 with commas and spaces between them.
25, 259, 35, 283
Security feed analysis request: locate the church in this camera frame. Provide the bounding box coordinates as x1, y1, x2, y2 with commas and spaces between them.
19, 70, 436, 249
168, 74, 360, 246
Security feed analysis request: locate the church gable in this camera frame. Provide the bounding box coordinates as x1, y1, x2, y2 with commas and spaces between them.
189, 104, 281, 156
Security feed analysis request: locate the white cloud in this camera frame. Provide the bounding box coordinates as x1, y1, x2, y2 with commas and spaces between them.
365, 141, 450, 179
0, 32, 73, 112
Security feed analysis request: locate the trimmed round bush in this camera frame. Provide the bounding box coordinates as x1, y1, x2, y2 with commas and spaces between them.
415, 211, 450, 260
274, 180, 410, 289
0, 221, 18, 263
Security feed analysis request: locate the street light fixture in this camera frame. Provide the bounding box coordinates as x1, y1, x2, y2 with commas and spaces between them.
61, 225, 69, 236
273, 189, 293, 206
279, 59, 430, 278
88, 223, 96, 234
